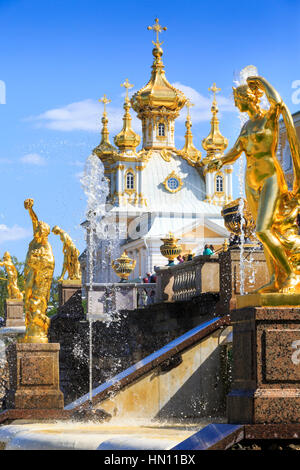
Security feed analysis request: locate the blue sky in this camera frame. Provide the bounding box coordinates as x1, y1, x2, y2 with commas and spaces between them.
0, 0, 299, 273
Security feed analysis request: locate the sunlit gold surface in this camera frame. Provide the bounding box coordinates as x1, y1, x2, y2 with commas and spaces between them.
236, 292, 300, 309
20, 199, 54, 343
177, 99, 202, 165
131, 19, 186, 121
0, 251, 23, 300
207, 76, 300, 294
202, 83, 228, 165
93, 94, 117, 160
160, 232, 182, 264
114, 79, 141, 151
52, 226, 81, 282
112, 251, 136, 282
221, 197, 256, 240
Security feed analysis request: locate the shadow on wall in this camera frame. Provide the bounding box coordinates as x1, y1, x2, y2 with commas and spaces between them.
154, 342, 229, 421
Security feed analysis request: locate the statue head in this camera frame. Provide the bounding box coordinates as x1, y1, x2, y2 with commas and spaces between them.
233, 85, 263, 114
3, 251, 11, 261
52, 225, 62, 235
34, 221, 50, 243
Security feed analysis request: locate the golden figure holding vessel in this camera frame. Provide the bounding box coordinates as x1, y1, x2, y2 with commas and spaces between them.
112, 251, 136, 282
207, 76, 300, 296
52, 226, 81, 283
0, 251, 23, 300
20, 198, 55, 343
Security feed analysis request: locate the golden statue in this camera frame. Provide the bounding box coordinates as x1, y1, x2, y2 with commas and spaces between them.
0, 251, 23, 300
207, 76, 300, 294
21, 199, 55, 343
52, 226, 81, 282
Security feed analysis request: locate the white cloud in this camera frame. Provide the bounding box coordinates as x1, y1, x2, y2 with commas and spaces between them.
27, 99, 142, 135
26, 83, 234, 134
172, 82, 235, 123
0, 224, 31, 244
20, 153, 46, 166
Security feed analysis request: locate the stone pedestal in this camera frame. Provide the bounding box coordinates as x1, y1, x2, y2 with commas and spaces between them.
4, 299, 25, 327
87, 283, 138, 320
7, 343, 64, 409
227, 306, 300, 424
59, 281, 81, 307
218, 248, 268, 313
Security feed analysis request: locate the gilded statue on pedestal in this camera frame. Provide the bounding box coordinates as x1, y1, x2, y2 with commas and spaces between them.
21, 199, 55, 343
208, 76, 300, 294
52, 226, 81, 282
0, 251, 23, 300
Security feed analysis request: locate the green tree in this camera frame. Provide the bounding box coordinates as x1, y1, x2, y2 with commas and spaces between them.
47, 276, 60, 317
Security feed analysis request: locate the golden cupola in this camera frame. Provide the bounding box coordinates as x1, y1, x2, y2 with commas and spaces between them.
93, 94, 117, 161
178, 99, 202, 166
202, 83, 228, 163
131, 18, 187, 150
114, 79, 141, 152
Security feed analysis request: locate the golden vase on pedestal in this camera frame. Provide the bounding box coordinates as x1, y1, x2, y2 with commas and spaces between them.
160, 232, 182, 265
112, 251, 136, 282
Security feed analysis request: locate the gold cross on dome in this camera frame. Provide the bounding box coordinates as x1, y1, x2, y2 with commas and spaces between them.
121, 78, 134, 101
147, 18, 167, 47
99, 94, 111, 114
208, 83, 221, 102
186, 99, 195, 118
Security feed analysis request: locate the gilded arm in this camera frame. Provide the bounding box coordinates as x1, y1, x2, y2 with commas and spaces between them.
207, 136, 243, 171
24, 199, 39, 233
247, 76, 282, 107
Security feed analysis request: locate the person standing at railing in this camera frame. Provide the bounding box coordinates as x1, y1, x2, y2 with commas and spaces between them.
203, 244, 213, 256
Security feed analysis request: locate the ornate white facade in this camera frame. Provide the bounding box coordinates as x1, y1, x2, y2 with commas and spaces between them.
83, 20, 232, 282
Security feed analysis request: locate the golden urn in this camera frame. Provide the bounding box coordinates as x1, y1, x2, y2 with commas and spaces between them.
160, 232, 182, 265
112, 251, 136, 282
221, 197, 256, 243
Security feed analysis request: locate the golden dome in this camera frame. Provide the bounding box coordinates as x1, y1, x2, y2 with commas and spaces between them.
202, 83, 228, 161
114, 79, 141, 151
131, 19, 186, 119
93, 94, 117, 160
178, 99, 202, 165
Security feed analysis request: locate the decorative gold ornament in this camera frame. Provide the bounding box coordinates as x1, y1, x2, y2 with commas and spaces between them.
0, 252, 23, 300
160, 232, 182, 265
114, 79, 141, 151
221, 198, 256, 241
21, 199, 55, 344
202, 83, 228, 166
163, 171, 183, 193
52, 226, 81, 283
93, 94, 118, 161
131, 19, 186, 125
177, 99, 202, 165
208, 75, 300, 294
112, 251, 136, 282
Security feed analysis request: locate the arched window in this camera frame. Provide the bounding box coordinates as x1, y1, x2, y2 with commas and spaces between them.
158, 122, 165, 136
126, 171, 134, 190
216, 175, 223, 192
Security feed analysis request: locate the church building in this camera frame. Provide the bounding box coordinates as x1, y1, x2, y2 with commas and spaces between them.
86, 19, 233, 282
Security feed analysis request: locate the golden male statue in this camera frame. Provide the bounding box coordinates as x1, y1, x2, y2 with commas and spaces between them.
208, 76, 300, 294
52, 226, 81, 282
0, 251, 23, 300
21, 199, 55, 343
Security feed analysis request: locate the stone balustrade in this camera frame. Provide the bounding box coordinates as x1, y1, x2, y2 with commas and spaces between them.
154, 248, 269, 312
155, 255, 220, 303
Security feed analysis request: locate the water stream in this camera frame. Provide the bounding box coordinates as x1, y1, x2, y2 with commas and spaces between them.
80, 153, 110, 406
